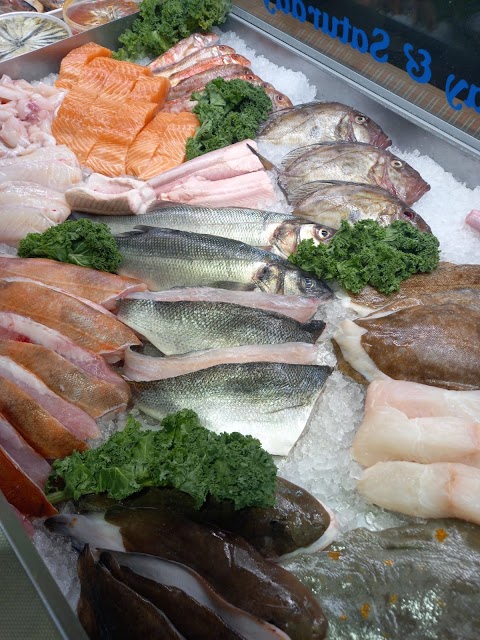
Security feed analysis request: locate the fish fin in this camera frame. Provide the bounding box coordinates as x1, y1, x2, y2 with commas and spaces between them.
246, 144, 277, 172
300, 319, 326, 341
280, 144, 325, 171
114, 225, 158, 238
210, 281, 257, 291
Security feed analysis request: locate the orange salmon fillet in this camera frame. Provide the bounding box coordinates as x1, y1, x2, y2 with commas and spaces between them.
55, 42, 112, 90
136, 112, 199, 180
128, 76, 170, 104
125, 112, 179, 176
88, 57, 153, 77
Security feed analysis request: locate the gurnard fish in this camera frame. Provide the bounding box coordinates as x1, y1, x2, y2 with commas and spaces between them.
358, 461, 480, 526
72, 205, 335, 258
167, 64, 252, 101
124, 288, 322, 323
0, 256, 147, 310
333, 298, 480, 390
46, 508, 328, 639
153, 45, 236, 78
130, 363, 332, 456
278, 142, 430, 206
0, 280, 141, 361
168, 54, 252, 87
78, 546, 291, 640
116, 299, 325, 355
79, 477, 335, 559
281, 519, 480, 639
258, 101, 391, 148
115, 226, 333, 299
290, 181, 431, 232
148, 33, 220, 73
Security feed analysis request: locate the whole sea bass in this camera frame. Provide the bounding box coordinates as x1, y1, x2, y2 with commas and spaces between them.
115, 227, 333, 298
72, 205, 336, 257
131, 362, 333, 456
258, 102, 391, 148
290, 181, 431, 232
278, 142, 430, 206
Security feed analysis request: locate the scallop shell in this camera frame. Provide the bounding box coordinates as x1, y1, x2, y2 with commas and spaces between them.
0, 13, 71, 61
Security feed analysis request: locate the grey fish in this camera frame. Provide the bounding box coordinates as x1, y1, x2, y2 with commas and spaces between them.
114, 227, 333, 299
130, 363, 333, 456
116, 299, 325, 355
290, 181, 432, 232
281, 519, 480, 640
258, 101, 391, 148
279, 142, 430, 206
70, 204, 336, 257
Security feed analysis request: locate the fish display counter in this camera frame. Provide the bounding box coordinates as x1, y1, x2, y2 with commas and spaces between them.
0, 3, 479, 638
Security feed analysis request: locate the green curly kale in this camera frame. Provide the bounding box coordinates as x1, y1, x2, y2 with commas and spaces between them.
17, 219, 123, 274
114, 0, 231, 61
46, 410, 277, 511
289, 220, 440, 295
185, 77, 273, 160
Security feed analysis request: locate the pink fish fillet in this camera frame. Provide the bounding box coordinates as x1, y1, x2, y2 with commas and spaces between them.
358, 461, 480, 526
365, 379, 480, 422
123, 342, 321, 381
0, 355, 100, 440
147, 140, 264, 190
0, 414, 51, 488
157, 171, 276, 209
466, 210, 480, 232
125, 288, 321, 322
0, 312, 128, 389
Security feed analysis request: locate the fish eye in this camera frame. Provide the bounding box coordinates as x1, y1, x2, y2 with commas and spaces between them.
391, 159, 403, 168
276, 95, 285, 102
403, 210, 414, 219
318, 228, 331, 238
303, 277, 316, 290
355, 114, 367, 124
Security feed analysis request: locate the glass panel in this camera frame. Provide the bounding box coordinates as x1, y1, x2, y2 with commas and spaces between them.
234, 0, 480, 142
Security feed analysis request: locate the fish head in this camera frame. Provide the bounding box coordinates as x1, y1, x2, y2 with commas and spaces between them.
380, 152, 431, 206
340, 110, 391, 148
268, 91, 294, 111
272, 220, 336, 257
283, 264, 333, 300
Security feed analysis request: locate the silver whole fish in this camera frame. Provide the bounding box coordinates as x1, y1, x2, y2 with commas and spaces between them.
279, 142, 430, 206
114, 227, 333, 299
70, 205, 335, 257
116, 299, 325, 354
131, 362, 333, 456
258, 102, 391, 148
290, 181, 431, 232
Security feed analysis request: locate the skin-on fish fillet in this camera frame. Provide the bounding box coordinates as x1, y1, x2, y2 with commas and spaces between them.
121, 287, 321, 323
0, 340, 129, 419
0, 280, 141, 360
123, 342, 323, 381
0, 376, 88, 459
0, 445, 57, 518
0, 256, 147, 310
0, 413, 51, 488
358, 461, 480, 526
0, 355, 100, 440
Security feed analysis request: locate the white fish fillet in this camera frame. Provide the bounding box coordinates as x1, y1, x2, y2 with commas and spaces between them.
123, 342, 322, 381
65, 174, 157, 216
365, 379, 480, 422
148, 139, 264, 191
157, 171, 276, 209
333, 319, 389, 382
352, 405, 480, 468
0, 414, 51, 488
0, 181, 70, 246
0, 356, 100, 440
358, 461, 480, 526
0, 312, 127, 388
124, 288, 321, 322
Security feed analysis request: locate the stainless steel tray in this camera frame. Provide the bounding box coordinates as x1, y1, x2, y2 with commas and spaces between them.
0, 10, 479, 636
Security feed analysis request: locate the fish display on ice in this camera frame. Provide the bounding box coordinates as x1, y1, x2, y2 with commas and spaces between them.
115, 226, 333, 298
278, 142, 431, 206
116, 299, 325, 355
73, 204, 335, 257
124, 287, 322, 323
281, 519, 480, 640
130, 363, 332, 456
289, 180, 431, 232
148, 33, 220, 73
0, 256, 147, 310
258, 102, 391, 148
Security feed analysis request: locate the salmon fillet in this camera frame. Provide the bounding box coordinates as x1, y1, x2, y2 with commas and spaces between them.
128, 75, 170, 104
55, 42, 112, 90
88, 56, 153, 77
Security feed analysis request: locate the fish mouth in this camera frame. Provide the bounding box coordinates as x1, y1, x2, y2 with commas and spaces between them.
374, 131, 392, 149
415, 214, 432, 234
409, 180, 431, 205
